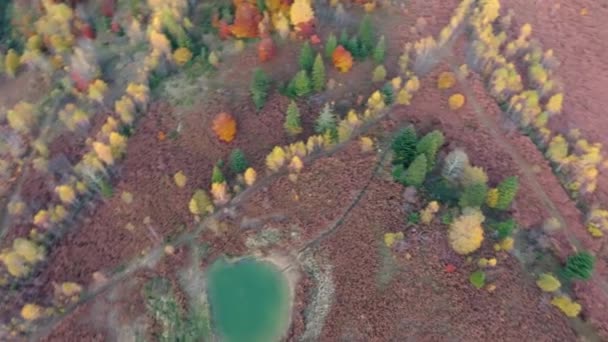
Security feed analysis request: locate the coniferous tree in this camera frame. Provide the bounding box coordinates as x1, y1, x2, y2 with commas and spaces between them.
496, 176, 519, 210
325, 32, 338, 58
416, 130, 445, 170
381, 83, 394, 105
339, 29, 349, 47
250, 68, 270, 110
459, 183, 489, 208
284, 101, 302, 136
315, 103, 337, 134
299, 41, 314, 72
312, 53, 326, 92
292, 70, 311, 97
345, 36, 365, 60
229, 149, 249, 174
391, 126, 417, 167
404, 154, 428, 187
373, 35, 386, 64
372, 65, 387, 82
211, 164, 225, 184
358, 15, 375, 54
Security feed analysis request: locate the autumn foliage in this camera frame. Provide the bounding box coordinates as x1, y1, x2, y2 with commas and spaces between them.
230, 1, 262, 38
332, 45, 353, 72
212, 112, 237, 143
258, 37, 276, 62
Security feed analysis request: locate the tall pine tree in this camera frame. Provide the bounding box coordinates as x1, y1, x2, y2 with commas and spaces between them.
299, 41, 314, 72
358, 15, 375, 54
339, 29, 349, 47
315, 103, 337, 134
312, 53, 326, 92
284, 101, 303, 136
291, 70, 311, 97
229, 149, 249, 174
392, 126, 417, 167
250, 68, 270, 110
373, 35, 386, 64
496, 176, 519, 210
325, 32, 338, 58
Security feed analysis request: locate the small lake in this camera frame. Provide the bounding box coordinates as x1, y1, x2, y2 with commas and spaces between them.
206, 257, 291, 342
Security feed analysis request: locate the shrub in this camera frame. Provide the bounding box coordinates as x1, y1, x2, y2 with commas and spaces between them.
495, 176, 519, 210
448, 93, 465, 110
562, 251, 595, 281
551, 296, 581, 317
299, 41, 314, 72
325, 32, 337, 58
407, 212, 420, 224
437, 71, 456, 89
416, 130, 445, 170
244, 167, 257, 186
391, 126, 417, 167
5, 49, 20, 78
469, 270, 486, 289
250, 68, 270, 110
403, 154, 428, 187
312, 53, 325, 92
373, 35, 386, 64
536, 273, 561, 292
173, 47, 192, 66
284, 101, 302, 136
492, 218, 516, 239
384, 232, 404, 248
372, 65, 386, 82
229, 149, 248, 174
189, 189, 213, 216
459, 183, 488, 208
448, 208, 485, 255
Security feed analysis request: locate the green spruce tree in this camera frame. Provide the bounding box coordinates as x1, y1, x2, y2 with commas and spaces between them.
358, 15, 375, 54
211, 164, 225, 184
347, 36, 363, 60
391, 126, 418, 167
416, 130, 445, 170
339, 29, 349, 47
459, 182, 489, 208
229, 149, 248, 174
404, 154, 428, 187
312, 53, 326, 92
299, 41, 314, 72
292, 70, 311, 97
284, 101, 302, 136
325, 32, 338, 58
381, 83, 394, 105
250, 68, 270, 110
315, 103, 337, 134
496, 176, 519, 210
373, 35, 386, 64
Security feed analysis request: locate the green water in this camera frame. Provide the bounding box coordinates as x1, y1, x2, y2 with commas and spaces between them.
206, 257, 290, 342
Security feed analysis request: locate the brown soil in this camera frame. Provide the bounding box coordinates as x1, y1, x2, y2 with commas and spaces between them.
3, 0, 608, 340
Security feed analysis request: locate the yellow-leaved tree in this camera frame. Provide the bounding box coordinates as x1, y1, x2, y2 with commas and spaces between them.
7, 101, 36, 134
55, 184, 76, 204
244, 167, 257, 186
266, 146, 286, 172
290, 0, 314, 28
189, 189, 213, 216
88, 79, 108, 104
448, 208, 485, 255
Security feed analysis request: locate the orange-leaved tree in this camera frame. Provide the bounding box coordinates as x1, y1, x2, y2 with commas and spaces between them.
212, 112, 237, 143
332, 45, 353, 72
230, 1, 262, 38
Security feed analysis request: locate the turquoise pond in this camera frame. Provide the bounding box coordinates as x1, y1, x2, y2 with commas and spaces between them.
206, 257, 291, 342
